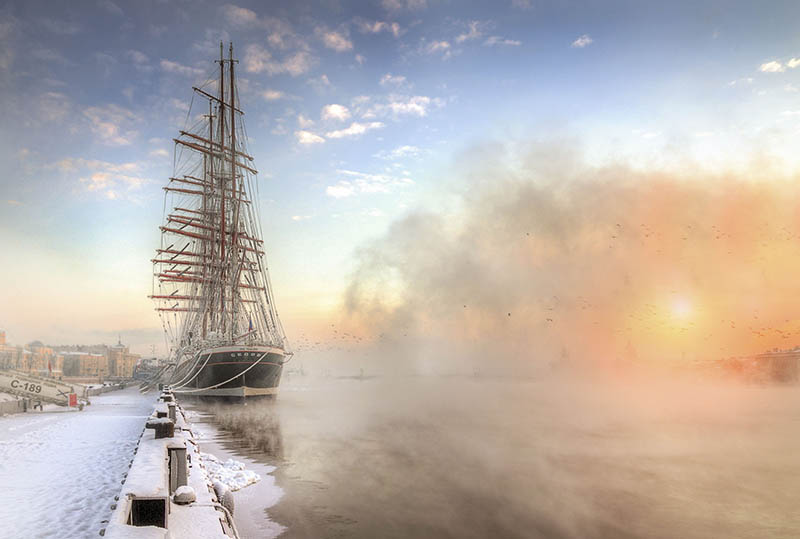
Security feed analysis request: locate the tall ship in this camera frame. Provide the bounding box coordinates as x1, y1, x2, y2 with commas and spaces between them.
151, 43, 289, 398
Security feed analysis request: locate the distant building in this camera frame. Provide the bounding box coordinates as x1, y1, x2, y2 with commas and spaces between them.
107, 339, 140, 378
62, 352, 108, 378
753, 348, 800, 383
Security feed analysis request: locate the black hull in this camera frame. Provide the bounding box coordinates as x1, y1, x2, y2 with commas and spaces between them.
173, 346, 284, 398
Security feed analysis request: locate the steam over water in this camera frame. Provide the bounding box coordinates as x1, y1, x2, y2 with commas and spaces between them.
208, 369, 800, 539
207, 146, 800, 537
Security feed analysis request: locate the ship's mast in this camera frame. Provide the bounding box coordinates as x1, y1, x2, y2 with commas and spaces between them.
152, 42, 288, 362
218, 42, 226, 334
229, 42, 240, 341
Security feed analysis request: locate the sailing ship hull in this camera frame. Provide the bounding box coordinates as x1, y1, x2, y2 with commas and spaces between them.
177, 345, 285, 398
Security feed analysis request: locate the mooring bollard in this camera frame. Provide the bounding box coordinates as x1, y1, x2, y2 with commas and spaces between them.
167, 402, 176, 422
145, 417, 175, 439
167, 441, 188, 493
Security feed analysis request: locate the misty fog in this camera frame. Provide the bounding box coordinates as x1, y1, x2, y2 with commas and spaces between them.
200, 143, 800, 538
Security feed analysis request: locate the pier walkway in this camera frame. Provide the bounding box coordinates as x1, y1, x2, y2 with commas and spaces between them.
0, 386, 156, 537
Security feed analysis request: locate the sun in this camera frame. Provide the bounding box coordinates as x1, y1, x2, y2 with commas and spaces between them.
671, 297, 693, 319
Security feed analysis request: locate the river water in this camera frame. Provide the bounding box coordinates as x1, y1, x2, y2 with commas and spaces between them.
192, 370, 800, 539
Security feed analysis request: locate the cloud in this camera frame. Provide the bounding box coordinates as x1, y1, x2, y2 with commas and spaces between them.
297, 114, 314, 128
6, 199, 22, 206
511, 0, 532, 8
484, 36, 521, 47
160, 59, 204, 77
380, 73, 408, 87
149, 148, 169, 157
759, 60, 785, 73
291, 215, 312, 221
316, 27, 353, 52
360, 95, 443, 120
376, 145, 422, 159
0, 10, 18, 71
382, 0, 427, 12
222, 5, 307, 52
326, 182, 355, 198
35, 91, 71, 123
325, 169, 414, 198
571, 34, 593, 48
295, 130, 325, 145
788, 58, 800, 69
727, 77, 754, 87
98, 0, 123, 16
356, 54, 366, 65
424, 40, 451, 58
455, 21, 484, 44
262, 89, 286, 100
54, 157, 149, 200
386, 95, 434, 117
322, 104, 351, 121
39, 18, 81, 35
31, 48, 71, 65
326, 121, 385, 139
244, 44, 313, 76
127, 50, 149, 65
222, 4, 259, 26
83, 104, 140, 146
355, 19, 402, 37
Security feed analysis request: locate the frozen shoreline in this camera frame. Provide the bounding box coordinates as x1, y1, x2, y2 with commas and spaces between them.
0, 386, 156, 537
184, 407, 286, 538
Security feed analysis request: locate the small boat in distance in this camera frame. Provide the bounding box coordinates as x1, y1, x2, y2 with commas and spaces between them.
151, 43, 290, 398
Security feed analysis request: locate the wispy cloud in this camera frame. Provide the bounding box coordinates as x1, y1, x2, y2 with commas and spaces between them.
455, 21, 485, 44
83, 104, 140, 146
325, 169, 414, 198
316, 26, 353, 52
262, 89, 287, 100
6, 199, 22, 206
571, 34, 593, 48
244, 44, 314, 76
375, 145, 422, 160
382, 0, 427, 12
291, 215, 313, 221
484, 36, 521, 47
39, 18, 81, 35
326, 182, 355, 198
0, 10, 18, 71
759, 60, 785, 73
222, 4, 259, 26
354, 19, 402, 37
322, 103, 351, 121
222, 4, 305, 51
424, 40, 452, 58
160, 59, 204, 77
326, 121, 385, 139
53, 157, 150, 200
380, 73, 408, 87
297, 114, 314, 128
295, 130, 325, 145
727, 77, 754, 87
98, 0, 123, 16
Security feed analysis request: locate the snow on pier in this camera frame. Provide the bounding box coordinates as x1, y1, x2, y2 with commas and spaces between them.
0, 386, 156, 538
104, 390, 242, 538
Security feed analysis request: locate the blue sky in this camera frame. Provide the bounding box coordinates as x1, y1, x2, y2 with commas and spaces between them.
2, 0, 800, 353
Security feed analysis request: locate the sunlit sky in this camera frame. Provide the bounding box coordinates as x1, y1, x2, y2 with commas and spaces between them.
2, 0, 800, 355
